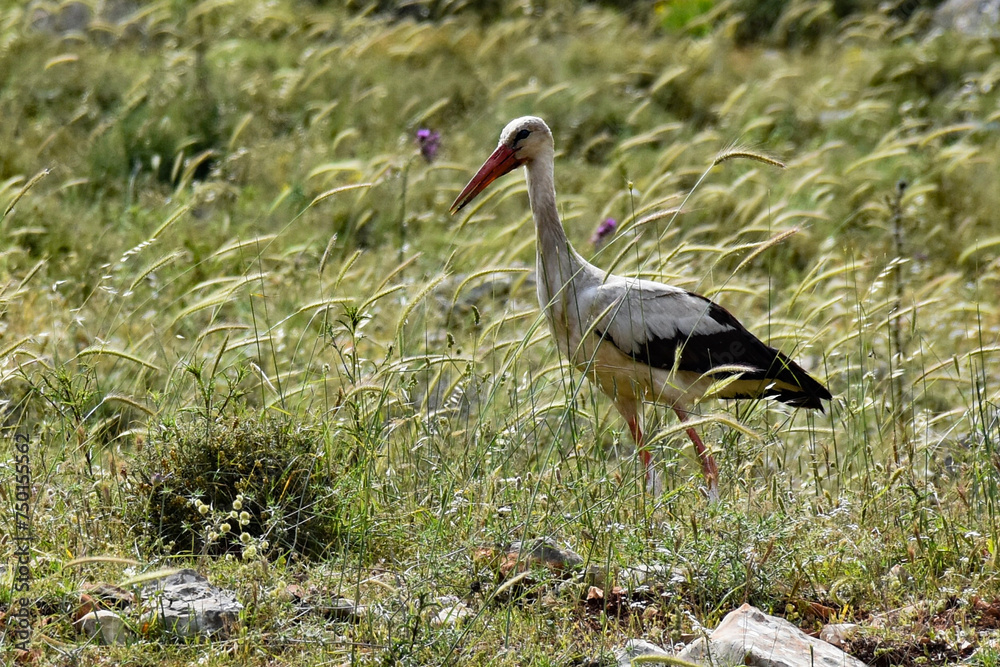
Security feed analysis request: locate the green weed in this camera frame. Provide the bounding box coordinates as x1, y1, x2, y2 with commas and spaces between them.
0, 1, 997, 665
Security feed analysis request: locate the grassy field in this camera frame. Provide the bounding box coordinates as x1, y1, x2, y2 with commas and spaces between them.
1, 0, 999, 664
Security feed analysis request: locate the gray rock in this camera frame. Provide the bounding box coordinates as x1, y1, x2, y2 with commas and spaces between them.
616, 638, 672, 667
677, 603, 865, 667
506, 537, 583, 573
83, 582, 135, 610
78, 610, 133, 645
317, 596, 364, 623
140, 569, 242, 639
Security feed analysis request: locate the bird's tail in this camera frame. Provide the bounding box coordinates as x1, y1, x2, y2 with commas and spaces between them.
766, 351, 831, 411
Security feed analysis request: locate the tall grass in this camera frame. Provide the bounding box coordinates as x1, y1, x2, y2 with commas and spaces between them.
0, 1, 998, 664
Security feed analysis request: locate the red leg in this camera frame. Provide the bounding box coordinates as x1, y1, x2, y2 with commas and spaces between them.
627, 415, 661, 494
674, 408, 719, 500
628, 416, 651, 462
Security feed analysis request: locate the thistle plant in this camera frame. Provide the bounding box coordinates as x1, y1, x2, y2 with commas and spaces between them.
191, 493, 270, 560
416, 128, 441, 163
590, 217, 618, 248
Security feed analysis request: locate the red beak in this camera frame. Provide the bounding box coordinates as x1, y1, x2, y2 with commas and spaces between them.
450, 144, 523, 213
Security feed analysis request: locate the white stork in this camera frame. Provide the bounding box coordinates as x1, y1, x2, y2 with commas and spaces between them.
450, 116, 830, 498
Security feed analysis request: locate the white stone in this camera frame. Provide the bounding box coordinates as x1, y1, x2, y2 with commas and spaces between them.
677, 603, 865, 667
616, 638, 672, 667
431, 603, 474, 628
819, 623, 859, 648
619, 564, 685, 589
78, 610, 133, 645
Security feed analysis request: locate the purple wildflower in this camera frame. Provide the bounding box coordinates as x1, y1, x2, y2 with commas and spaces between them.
590, 218, 617, 248
416, 128, 440, 163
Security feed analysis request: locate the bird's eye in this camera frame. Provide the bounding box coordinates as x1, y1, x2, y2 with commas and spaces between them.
514, 128, 531, 143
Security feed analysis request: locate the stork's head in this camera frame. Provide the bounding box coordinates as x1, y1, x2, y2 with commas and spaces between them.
450, 116, 553, 213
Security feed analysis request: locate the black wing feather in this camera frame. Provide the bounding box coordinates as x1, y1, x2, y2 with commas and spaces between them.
598, 292, 831, 410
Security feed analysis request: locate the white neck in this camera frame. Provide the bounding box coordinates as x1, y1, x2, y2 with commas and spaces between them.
524, 152, 585, 297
